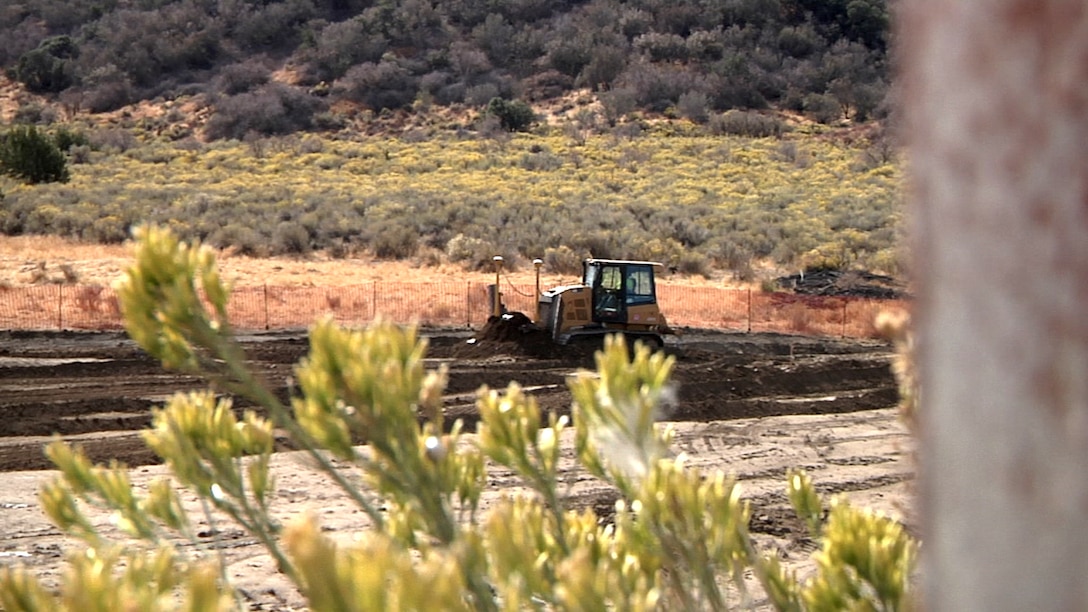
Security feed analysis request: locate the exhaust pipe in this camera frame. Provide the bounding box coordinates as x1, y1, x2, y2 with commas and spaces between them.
533, 258, 543, 323
491, 255, 504, 317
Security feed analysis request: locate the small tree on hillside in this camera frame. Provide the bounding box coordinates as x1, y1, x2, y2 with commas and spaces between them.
15, 35, 79, 94
485, 97, 536, 132
0, 125, 70, 184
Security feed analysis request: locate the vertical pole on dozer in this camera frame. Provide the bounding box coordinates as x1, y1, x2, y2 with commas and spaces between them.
533, 258, 543, 323
492, 255, 504, 318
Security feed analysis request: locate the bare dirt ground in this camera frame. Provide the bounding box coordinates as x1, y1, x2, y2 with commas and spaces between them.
0, 234, 774, 290
0, 326, 913, 609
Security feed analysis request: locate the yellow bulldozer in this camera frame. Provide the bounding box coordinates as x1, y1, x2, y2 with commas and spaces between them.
484, 258, 673, 349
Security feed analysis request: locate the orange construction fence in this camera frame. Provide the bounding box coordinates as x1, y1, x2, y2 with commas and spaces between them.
0, 282, 906, 339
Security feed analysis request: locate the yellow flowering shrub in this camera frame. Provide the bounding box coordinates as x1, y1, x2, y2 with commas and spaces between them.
1, 124, 902, 271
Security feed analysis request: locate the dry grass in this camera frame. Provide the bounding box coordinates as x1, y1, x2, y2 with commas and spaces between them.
0, 236, 905, 338
0, 234, 737, 290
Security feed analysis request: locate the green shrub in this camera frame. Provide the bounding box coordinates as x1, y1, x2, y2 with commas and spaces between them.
711, 240, 756, 279
234, 0, 315, 53
79, 64, 134, 113
803, 92, 843, 124
616, 62, 697, 113
14, 35, 78, 93
66, 144, 92, 164
205, 83, 325, 141
543, 245, 584, 276
518, 150, 563, 171
84, 215, 131, 244
634, 31, 690, 62
12, 102, 56, 125
635, 237, 685, 268
0, 125, 70, 184
338, 60, 419, 112
599, 87, 639, 125
485, 97, 536, 132
312, 110, 348, 131
52, 127, 89, 153
272, 222, 312, 256
709, 110, 788, 137
215, 59, 271, 95
208, 223, 268, 257
446, 232, 493, 269
88, 128, 137, 153
777, 23, 825, 59
675, 250, 710, 276
367, 221, 418, 259
301, 18, 388, 82
761, 277, 781, 292
676, 90, 710, 123
578, 46, 626, 90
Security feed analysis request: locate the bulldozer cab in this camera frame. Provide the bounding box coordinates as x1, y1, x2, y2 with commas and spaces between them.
533, 257, 670, 346
583, 259, 660, 324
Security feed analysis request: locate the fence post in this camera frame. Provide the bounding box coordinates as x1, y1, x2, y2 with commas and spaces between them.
746, 286, 752, 333
841, 298, 848, 338
263, 284, 269, 330
466, 281, 471, 327
719, 286, 725, 331
57, 285, 63, 330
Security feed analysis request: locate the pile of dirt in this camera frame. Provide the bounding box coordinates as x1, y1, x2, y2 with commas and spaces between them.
457, 312, 552, 358
456, 312, 598, 361
476, 312, 536, 341
774, 269, 908, 299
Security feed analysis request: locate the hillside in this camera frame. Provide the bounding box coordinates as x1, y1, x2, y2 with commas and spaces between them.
1, 0, 890, 136
0, 1, 901, 285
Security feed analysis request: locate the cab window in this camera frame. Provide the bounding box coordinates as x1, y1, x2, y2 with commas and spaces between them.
600, 266, 623, 290
625, 265, 655, 305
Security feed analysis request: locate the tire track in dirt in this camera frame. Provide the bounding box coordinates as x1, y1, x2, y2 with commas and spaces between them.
0, 330, 898, 472
0, 328, 914, 611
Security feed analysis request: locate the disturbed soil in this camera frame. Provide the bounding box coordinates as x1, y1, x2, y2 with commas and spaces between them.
0, 327, 914, 609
